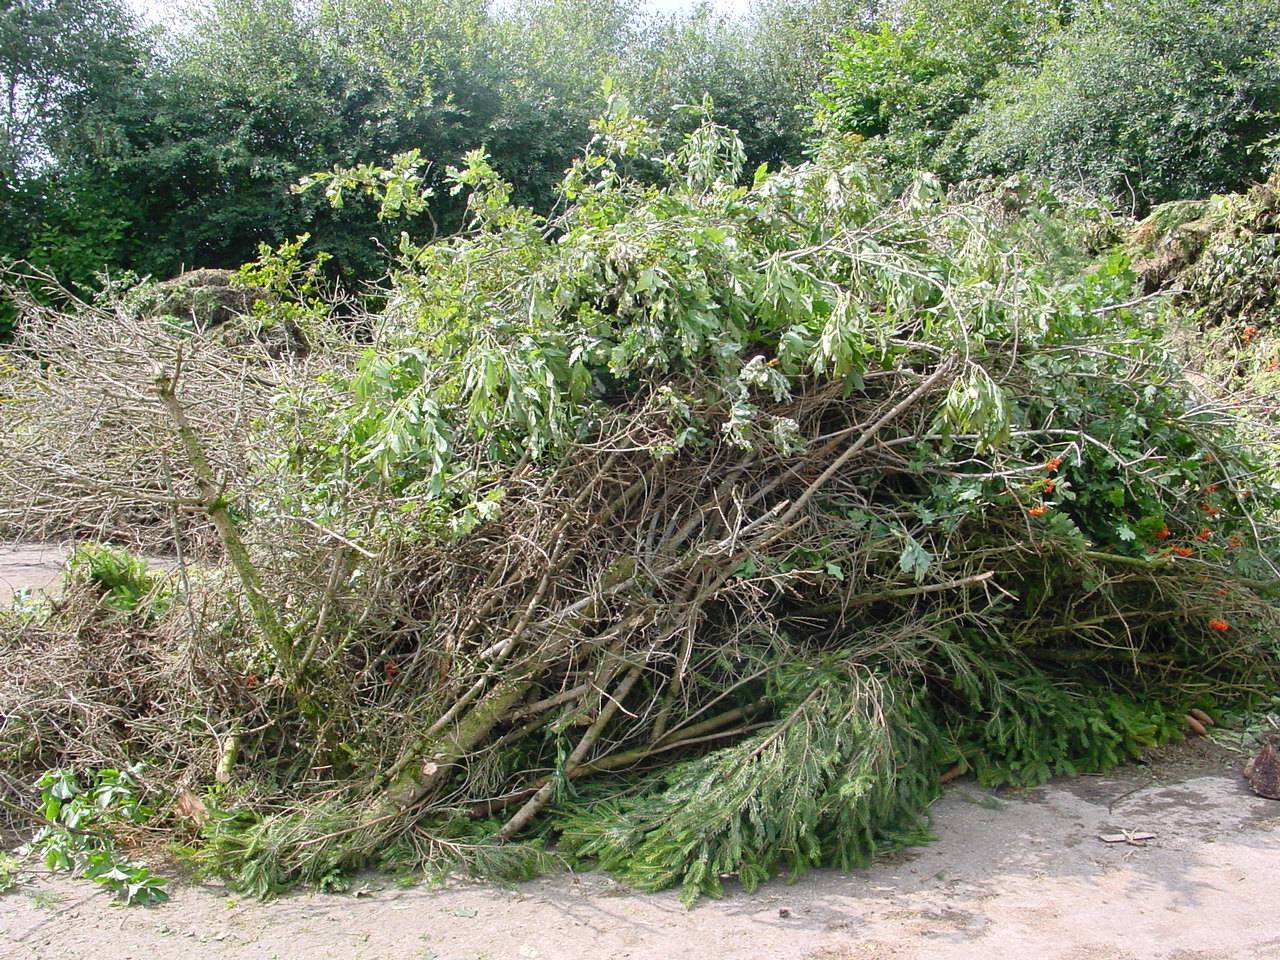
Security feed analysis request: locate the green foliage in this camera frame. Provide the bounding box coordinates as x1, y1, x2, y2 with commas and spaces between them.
190, 800, 555, 897
613, 2, 832, 172
960, 0, 1280, 206
7, 0, 1272, 310
0, 0, 145, 334
957, 678, 1185, 786
0, 175, 138, 307
817, 0, 1066, 179
188, 802, 342, 899
382, 817, 557, 886
820, 0, 1280, 208
287, 113, 1050, 520
2, 0, 861, 307
556, 665, 942, 905
289, 110, 1277, 575
0, 0, 145, 180
30, 766, 169, 905
66, 543, 165, 616
298, 152, 435, 223
0, 852, 24, 893
234, 233, 333, 337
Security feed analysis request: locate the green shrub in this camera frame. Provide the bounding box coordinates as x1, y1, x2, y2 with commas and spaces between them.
817, 0, 1065, 181
961, 0, 1280, 206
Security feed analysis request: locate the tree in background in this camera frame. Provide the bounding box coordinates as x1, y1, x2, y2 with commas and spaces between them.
80, 0, 506, 280
820, 0, 1280, 208
961, 0, 1280, 208
0, 0, 148, 327
488, 0, 634, 210
0, 0, 145, 178
816, 0, 1068, 181
0, 0, 870, 303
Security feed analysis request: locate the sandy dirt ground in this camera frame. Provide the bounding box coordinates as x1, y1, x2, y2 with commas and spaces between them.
2, 545, 1277, 959
0, 543, 72, 605
1, 749, 1276, 960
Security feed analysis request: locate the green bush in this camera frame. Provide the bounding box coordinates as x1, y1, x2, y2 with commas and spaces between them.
960, 0, 1280, 206
820, 0, 1280, 208
817, 0, 1065, 181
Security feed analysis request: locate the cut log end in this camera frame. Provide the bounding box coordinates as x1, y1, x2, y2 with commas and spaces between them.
1245, 740, 1280, 800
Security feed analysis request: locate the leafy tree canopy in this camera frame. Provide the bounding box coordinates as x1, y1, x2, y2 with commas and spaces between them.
820, 0, 1280, 207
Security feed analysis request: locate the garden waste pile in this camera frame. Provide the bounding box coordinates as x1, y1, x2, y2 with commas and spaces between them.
2, 111, 1278, 904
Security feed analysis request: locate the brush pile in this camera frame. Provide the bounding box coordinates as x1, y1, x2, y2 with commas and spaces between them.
1129, 168, 1280, 415
2, 107, 1278, 903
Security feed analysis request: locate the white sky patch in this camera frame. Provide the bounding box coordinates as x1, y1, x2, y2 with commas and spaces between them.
647, 0, 754, 15
126, 0, 755, 26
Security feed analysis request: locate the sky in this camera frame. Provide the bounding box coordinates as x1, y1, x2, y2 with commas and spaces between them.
126, 0, 756, 26
648, 0, 753, 14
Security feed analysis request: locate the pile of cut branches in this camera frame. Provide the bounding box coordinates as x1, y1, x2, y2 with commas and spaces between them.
1129, 167, 1280, 419
2, 105, 1278, 903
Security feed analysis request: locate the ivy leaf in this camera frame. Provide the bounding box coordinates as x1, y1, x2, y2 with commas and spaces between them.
913, 504, 937, 524
898, 535, 933, 583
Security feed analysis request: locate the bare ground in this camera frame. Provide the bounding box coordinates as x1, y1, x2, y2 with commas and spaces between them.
0, 543, 72, 605
2, 546, 1277, 959
0, 745, 1274, 960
